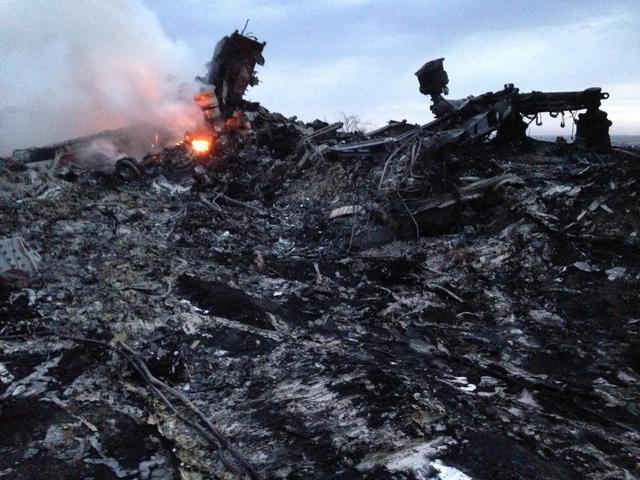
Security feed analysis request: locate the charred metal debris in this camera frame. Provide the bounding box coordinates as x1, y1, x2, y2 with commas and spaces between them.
2, 31, 640, 480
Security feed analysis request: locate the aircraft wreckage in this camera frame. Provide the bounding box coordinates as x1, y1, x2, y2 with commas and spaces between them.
2, 30, 639, 480
5, 35, 616, 249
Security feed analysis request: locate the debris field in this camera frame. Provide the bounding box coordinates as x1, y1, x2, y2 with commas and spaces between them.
1, 30, 639, 480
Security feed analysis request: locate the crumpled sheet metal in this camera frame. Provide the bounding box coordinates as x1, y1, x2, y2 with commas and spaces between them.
0, 236, 41, 278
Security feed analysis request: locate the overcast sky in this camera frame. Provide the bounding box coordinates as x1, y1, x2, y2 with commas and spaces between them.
149, 0, 639, 134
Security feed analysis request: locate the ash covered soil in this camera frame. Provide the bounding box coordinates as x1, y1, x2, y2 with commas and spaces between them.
1, 115, 639, 479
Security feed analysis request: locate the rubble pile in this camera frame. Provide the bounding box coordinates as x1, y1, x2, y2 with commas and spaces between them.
1, 32, 640, 480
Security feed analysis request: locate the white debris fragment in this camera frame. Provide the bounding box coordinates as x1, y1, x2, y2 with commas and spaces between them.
542, 185, 572, 198
599, 203, 614, 214
179, 299, 209, 314
567, 186, 582, 197
528, 309, 564, 326
430, 459, 473, 480
517, 388, 539, 408
152, 176, 190, 194
617, 371, 638, 384
0, 363, 15, 384
409, 339, 436, 355
572, 261, 597, 272
356, 438, 446, 473
0, 236, 41, 277
85, 436, 138, 478
386, 442, 440, 471
606, 267, 627, 281
329, 205, 364, 219
2, 356, 62, 398
588, 199, 600, 211
441, 376, 477, 394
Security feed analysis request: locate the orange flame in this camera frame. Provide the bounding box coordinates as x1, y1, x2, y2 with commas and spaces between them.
191, 138, 211, 154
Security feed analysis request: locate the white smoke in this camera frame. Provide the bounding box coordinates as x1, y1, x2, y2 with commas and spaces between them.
0, 0, 204, 156
71, 139, 126, 172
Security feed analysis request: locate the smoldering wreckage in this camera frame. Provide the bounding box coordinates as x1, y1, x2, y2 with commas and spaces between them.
1, 29, 639, 480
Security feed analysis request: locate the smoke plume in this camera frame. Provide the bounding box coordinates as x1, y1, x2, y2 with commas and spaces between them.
0, 0, 203, 156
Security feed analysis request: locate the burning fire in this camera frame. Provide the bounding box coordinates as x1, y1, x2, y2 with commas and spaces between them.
191, 138, 212, 154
